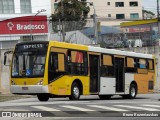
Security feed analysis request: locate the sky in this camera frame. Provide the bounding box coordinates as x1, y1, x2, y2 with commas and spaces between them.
142, 0, 157, 14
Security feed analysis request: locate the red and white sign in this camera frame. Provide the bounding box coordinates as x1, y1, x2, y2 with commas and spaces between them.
0, 16, 48, 35
122, 27, 151, 33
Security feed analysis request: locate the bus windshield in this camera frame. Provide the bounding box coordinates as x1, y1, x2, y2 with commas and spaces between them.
11, 43, 48, 78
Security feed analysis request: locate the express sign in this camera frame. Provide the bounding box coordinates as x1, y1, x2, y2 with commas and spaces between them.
0, 16, 48, 34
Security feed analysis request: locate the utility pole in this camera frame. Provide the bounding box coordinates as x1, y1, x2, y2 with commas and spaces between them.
93, 3, 98, 44
157, 0, 160, 36
30, 9, 46, 41
60, 0, 65, 42
88, 2, 98, 44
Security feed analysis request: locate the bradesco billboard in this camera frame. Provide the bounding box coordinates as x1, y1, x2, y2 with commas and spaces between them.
0, 16, 48, 34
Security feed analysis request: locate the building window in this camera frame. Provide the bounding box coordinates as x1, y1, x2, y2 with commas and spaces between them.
108, 14, 111, 17
107, 2, 110, 5
130, 1, 138, 7
0, 0, 14, 14
130, 13, 139, 19
115, 2, 124, 7
116, 14, 125, 19
20, 0, 32, 13
54, 3, 58, 9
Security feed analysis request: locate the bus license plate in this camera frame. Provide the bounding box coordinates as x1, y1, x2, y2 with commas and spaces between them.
22, 87, 28, 90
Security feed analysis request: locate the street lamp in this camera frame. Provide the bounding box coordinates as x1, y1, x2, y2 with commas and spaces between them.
30, 9, 46, 41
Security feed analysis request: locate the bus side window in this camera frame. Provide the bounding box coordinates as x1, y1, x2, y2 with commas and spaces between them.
101, 54, 114, 77
148, 60, 154, 70
67, 50, 87, 75
49, 53, 58, 71
137, 58, 148, 74
58, 53, 65, 72
139, 59, 147, 69
125, 57, 137, 73
127, 57, 134, 68
49, 52, 65, 72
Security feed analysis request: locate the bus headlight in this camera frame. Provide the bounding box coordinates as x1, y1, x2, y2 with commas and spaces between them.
36, 79, 43, 85
11, 80, 16, 85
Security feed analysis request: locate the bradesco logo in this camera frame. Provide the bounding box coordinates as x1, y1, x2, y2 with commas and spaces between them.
7, 22, 45, 31
17, 24, 45, 30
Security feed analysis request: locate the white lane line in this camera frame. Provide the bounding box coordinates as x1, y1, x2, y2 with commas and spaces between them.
114, 105, 160, 111
142, 104, 160, 108
31, 106, 61, 111
62, 105, 95, 111
88, 105, 129, 111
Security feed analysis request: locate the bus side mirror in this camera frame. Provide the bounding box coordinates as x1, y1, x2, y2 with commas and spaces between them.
4, 50, 13, 66
4, 55, 7, 65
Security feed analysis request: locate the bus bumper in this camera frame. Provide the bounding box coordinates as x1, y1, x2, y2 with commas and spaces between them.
10, 85, 49, 94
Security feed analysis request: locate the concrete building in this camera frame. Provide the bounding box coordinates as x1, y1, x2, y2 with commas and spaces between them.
51, 0, 143, 26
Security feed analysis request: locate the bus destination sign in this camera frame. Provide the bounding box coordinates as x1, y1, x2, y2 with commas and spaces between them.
16, 43, 48, 51
23, 44, 43, 49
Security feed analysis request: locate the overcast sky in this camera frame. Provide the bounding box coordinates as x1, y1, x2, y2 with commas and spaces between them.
142, 0, 157, 14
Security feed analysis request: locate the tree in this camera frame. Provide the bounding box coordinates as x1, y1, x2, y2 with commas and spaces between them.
51, 0, 90, 32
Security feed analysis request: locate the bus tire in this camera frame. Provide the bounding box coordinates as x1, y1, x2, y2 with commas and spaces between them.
69, 82, 80, 100
37, 94, 49, 101
99, 95, 111, 100
129, 84, 137, 99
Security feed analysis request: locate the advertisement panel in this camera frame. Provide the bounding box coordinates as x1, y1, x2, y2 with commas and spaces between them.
0, 16, 48, 35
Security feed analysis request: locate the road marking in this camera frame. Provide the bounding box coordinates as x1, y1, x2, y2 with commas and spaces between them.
88, 105, 129, 111
31, 106, 61, 111
114, 105, 160, 111
142, 104, 160, 108
62, 105, 95, 111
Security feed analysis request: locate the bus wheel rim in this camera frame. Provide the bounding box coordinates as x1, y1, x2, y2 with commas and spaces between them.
131, 87, 135, 97
73, 86, 79, 98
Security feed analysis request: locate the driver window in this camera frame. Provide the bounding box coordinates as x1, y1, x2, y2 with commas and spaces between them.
49, 52, 65, 72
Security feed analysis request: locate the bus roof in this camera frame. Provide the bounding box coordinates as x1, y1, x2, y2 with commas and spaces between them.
88, 46, 153, 59
16, 41, 153, 59
50, 41, 153, 59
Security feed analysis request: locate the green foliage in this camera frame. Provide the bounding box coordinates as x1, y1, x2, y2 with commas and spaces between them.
51, 0, 90, 32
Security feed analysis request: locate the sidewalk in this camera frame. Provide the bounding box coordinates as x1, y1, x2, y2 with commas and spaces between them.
0, 88, 33, 102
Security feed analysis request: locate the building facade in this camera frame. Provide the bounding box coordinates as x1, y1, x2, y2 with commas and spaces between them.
87, 0, 142, 20
51, 0, 142, 26
0, 0, 51, 92
0, 0, 52, 49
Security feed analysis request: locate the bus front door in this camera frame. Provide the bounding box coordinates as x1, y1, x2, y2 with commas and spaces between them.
115, 57, 125, 92
89, 55, 100, 93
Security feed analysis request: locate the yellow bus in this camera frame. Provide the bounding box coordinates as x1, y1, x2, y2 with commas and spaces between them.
4, 41, 156, 101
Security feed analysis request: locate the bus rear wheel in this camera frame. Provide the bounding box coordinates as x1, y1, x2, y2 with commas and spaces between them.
69, 82, 80, 100
129, 84, 137, 99
122, 84, 137, 99
37, 94, 49, 101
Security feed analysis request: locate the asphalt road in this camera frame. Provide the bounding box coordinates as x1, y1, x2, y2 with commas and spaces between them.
0, 93, 160, 120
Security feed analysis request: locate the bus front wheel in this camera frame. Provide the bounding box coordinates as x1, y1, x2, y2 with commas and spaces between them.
37, 94, 49, 101
69, 82, 80, 100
